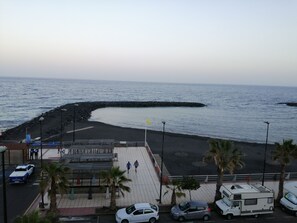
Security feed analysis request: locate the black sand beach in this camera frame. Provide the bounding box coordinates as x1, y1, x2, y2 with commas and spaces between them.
2, 101, 295, 176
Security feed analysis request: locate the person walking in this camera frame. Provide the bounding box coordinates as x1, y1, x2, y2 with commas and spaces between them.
134, 160, 139, 173
30, 149, 34, 160
34, 149, 39, 160
126, 161, 131, 174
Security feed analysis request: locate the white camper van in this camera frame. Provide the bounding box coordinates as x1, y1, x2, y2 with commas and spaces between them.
216, 184, 274, 219
280, 181, 297, 216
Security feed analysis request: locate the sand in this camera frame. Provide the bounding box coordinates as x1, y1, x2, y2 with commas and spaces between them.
1, 101, 295, 176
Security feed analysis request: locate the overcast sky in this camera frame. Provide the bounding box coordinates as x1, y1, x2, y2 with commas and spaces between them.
0, 0, 296, 86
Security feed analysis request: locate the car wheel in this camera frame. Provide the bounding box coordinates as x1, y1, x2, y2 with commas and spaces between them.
178, 216, 185, 222
203, 215, 210, 221
295, 211, 297, 217
149, 217, 156, 223
121, 220, 128, 223
226, 214, 233, 220
254, 214, 258, 218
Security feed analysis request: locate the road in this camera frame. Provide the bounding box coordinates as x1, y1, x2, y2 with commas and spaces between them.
0, 168, 39, 223
57, 207, 296, 223
92, 208, 296, 223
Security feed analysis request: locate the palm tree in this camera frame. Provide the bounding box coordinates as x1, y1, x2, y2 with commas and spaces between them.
101, 166, 131, 210
164, 179, 185, 205
204, 140, 245, 201
14, 210, 50, 223
272, 139, 297, 202
42, 162, 70, 213
39, 172, 48, 209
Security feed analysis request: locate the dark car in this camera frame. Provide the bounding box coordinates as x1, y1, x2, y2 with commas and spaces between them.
170, 200, 211, 221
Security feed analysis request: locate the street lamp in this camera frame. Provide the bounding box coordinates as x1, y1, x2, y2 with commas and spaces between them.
159, 121, 166, 204
60, 108, 67, 148
73, 104, 78, 142
0, 146, 8, 223
262, 121, 270, 186
39, 116, 44, 168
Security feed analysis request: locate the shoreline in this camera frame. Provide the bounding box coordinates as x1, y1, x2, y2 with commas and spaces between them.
1, 101, 296, 176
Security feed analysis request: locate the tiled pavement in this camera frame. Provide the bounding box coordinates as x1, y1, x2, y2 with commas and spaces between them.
33, 146, 284, 216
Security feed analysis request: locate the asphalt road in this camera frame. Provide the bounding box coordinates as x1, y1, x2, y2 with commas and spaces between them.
84, 208, 296, 223
0, 169, 39, 223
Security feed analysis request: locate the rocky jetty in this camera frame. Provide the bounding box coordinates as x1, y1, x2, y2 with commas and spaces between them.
1, 101, 206, 141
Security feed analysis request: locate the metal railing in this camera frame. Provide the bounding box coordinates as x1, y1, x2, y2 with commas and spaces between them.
169, 172, 297, 183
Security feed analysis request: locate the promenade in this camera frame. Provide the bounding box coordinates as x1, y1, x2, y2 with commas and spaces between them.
32, 146, 284, 216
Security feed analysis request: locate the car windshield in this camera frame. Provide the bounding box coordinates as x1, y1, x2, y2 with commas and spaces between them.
150, 204, 158, 211
126, 205, 136, 214
15, 168, 26, 171
222, 197, 232, 207
285, 192, 297, 205
179, 202, 190, 211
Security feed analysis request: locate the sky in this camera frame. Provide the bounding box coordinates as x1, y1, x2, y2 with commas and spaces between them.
0, 0, 296, 86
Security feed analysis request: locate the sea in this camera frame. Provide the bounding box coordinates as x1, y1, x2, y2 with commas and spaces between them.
0, 76, 296, 144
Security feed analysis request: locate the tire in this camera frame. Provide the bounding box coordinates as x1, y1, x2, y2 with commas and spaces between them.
121, 220, 128, 223
178, 216, 185, 222
149, 217, 157, 223
226, 214, 233, 220
203, 215, 210, 221
295, 211, 297, 217
254, 214, 259, 218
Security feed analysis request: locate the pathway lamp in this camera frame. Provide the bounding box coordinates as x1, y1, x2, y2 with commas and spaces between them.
73, 104, 78, 142
39, 116, 45, 209
262, 121, 270, 186
39, 116, 44, 168
0, 146, 7, 223
159, 121, 166, 204
60, 108, 67, 148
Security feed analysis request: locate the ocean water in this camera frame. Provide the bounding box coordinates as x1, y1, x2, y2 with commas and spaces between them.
0, 76, 296, 143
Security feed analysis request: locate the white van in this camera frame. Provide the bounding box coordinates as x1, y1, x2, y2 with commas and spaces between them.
216, 184, 274, 219
280, 181, 297, 216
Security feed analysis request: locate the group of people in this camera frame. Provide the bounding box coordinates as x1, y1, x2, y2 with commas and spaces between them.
126, 160, 139, 174
29, 148, 39, 160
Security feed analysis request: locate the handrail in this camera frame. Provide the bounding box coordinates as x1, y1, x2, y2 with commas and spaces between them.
169, 172, 297, 183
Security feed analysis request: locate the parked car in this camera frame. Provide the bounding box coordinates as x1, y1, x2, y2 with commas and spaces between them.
116, 203, 159, 223
9, 164, 35, 184
170, 200, 211, 221
280, 182, 297, 216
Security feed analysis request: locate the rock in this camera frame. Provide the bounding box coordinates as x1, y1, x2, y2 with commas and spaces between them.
1, 101, 206, 141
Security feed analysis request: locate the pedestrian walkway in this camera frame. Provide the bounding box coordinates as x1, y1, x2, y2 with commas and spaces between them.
34, 146, 287, 216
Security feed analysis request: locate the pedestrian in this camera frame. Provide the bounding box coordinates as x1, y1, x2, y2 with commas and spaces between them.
134, 160, 139, 173
126, 161, 131, 174
34, 149, 39, 160
30, 149, 34, 160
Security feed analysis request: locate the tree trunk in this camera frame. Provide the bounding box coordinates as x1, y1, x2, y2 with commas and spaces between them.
215, 168, 223, 201
110, 184, 117, 210
171, 189, 176, 205
50, 179, 57, 212
277, 164, 286, 203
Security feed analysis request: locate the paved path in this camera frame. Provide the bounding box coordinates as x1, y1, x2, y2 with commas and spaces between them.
33, 146, 289, 216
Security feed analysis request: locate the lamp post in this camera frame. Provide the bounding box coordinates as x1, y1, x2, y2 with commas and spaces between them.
262, 121, 270, 186
39, 116, 44, 168
60, 108, 67, 148
73, 104, 78, 142
0, 146, 8, 223
159, 121, 166, 204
